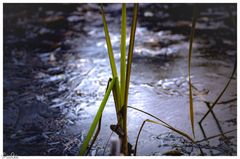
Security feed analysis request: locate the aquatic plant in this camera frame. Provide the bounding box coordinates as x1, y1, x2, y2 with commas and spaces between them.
79, 4, 138, 155
79, 4, 236, 156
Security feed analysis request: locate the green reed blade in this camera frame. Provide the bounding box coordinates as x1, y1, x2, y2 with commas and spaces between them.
124, 3, 138, 107
79, 77, 116, 156
112, 78, 122, 120
100, 5, 122, 115
100, 5, 118, 78
120, 3, 127, 105
86, 116, 102, 155
122, 4, 139, 155
188, 7, 197, 138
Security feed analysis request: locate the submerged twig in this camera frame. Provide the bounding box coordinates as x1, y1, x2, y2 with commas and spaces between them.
198, 120, 207, 139
196, 129, 237, 143
205, 102, 223, 135
199, 60, 236, 126
217, 98, 237, 104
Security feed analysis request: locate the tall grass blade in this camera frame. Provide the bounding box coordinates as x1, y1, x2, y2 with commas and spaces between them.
134, 120, 146, 156
188, 7, 197, 138
122, 4, 139, 155
79, 78, 116, 155
196, 129, 237, 143
101, 5, 118, 78
124, 4, 138, 107
100, 5, 122, 116
120, 4, 127, 105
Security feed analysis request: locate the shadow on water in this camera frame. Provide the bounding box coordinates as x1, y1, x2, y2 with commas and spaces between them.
3, 4, 236, 156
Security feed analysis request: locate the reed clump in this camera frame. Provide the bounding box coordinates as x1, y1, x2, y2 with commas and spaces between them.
79, 4, 236, 156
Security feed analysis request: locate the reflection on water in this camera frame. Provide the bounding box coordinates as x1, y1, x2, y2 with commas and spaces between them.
3, 4, 236, 155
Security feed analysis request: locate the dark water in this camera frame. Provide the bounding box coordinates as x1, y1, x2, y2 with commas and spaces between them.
3, 4, 237, 156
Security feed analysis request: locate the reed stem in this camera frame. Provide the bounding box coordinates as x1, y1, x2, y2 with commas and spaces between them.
122, 4, 139, 155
